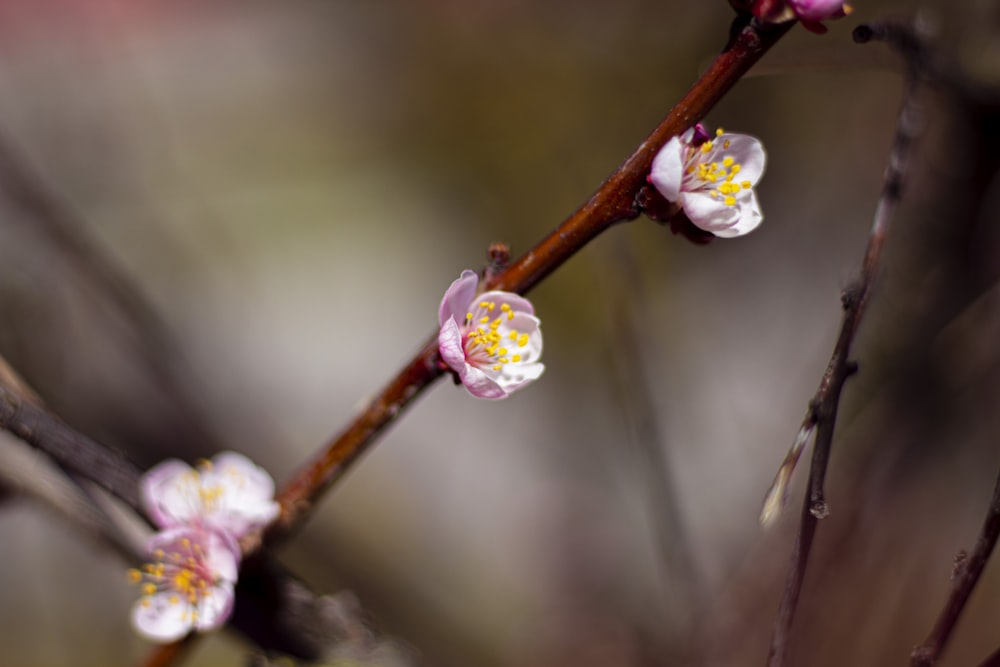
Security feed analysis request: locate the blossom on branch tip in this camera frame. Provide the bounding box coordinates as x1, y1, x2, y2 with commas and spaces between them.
141, 451, 280, 539
648, 125, 766, 238
128, 525, 239, 642
788, 0, 849, 21
438, 270, 544, 399
751, 0, 851, 32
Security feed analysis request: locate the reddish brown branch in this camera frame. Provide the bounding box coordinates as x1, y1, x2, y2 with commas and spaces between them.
766, 22, 924, 667
913, 463, 1000, 666
262, 15, 794, 547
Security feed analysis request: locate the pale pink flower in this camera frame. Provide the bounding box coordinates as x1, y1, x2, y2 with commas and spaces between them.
438, 270, 544, 399
128, 525, 239, 642
648, 125, 766, 238
788, 0, 849, 22
141, 451, 279, 538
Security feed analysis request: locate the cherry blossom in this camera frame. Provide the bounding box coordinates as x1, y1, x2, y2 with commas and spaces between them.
438, 270, 544, 399
128, 525, 240, 642
141, 451, 280, 539
788, 0, 849, 21
648, 125, 766, 238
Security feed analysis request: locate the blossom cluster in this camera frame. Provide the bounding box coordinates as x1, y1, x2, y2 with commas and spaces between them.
129, 452, 280, 642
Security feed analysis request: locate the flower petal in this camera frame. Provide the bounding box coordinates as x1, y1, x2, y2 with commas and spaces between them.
438, 270, 480, 326
476, 290, 535, 317
194, 580, 235, 632
200, 452, 280, 536
717, 133, 766, 185
141, 460, 199, 529
131, 593, 194, 642
438, 316, 468, 375
789, 0, 845, 21
458, 363, 508, 399
648, 135, 686, 203
712, 192, 763, 238
680, 191, 740, 231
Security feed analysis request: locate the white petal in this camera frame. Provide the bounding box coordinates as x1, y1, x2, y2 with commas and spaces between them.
194, 581, 235, 631
202, 453, 279, 536
131, 594, 193, 643
712, 192, 763, 238
680, 191, 739, 231
717, 133, 766, 185
141, 460, 197, 529
648, 135, 686, 203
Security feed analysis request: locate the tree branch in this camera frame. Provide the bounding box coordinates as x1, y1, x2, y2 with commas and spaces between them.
912, 459, 1000, 666
261, 13, 795, 549
765, 21, 926, 666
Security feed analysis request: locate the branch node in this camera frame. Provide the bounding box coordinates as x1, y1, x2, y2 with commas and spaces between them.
809, 498, 830, 520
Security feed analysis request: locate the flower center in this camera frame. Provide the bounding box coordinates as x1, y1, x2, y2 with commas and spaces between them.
685, 128, 754, 207
128, 537, 218, 622
463, 299, 531, 372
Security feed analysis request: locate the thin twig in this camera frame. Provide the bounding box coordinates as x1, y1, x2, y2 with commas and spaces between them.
138, 636, 195, 667
765, 22, 925, 667
259, 15, 795, 551
0, 130, 224, 453
912, 460, 1000, 666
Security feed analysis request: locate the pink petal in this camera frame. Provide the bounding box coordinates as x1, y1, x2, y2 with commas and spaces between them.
789, 0, 844, 21
140, 460, 197, 529
648, 135, 686, 203
438, 270, 480, 326
459, 364, 508, 399
438, 316, 468, 375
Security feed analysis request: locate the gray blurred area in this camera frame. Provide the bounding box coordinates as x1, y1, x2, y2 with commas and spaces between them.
0, 0, 999, 665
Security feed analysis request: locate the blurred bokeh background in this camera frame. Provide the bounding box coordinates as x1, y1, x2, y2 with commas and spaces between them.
0, 0, 999, 665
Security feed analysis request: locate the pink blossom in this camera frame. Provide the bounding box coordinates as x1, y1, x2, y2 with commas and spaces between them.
141, 451, 279, 539
788, 0, 848, 22
128, 525, 240, 642
648, 125, 766, 238
438, 270, 544, 399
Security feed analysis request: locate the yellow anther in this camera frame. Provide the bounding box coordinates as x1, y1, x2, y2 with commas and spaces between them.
480, 316, 490, 324
501, 303, 511, 311
493, 364, 502, 371
141, 599, 151, 608
507, 311, 514, 320
723, 139, 731, 149
700, 142, 712, 154
128, 569, 142, 583
723, 156, 734, 167
741, 180, 752, 188
143, 583, 157, 596
731, 164, 741, 174
169, 595, 180, 605
517, 333, 529, 347
716, 128, 724, 136
509, 331, 518, 340
498, 348, 508, 355
512, 354, 522, 362
499, 357, 508, 363
724, 196, 736, 206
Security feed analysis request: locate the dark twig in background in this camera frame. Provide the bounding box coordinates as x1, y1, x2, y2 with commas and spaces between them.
766, 20, 926, 667
911, 458, 1000, 666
